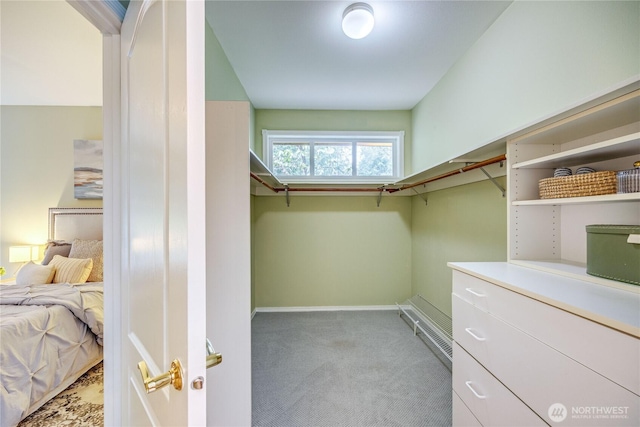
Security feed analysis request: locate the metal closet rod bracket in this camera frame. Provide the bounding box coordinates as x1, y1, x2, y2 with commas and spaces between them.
284, 185, 290, 207
377, 185, 386, 207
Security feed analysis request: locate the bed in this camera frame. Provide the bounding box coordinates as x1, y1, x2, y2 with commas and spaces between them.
0, 208, 104, 427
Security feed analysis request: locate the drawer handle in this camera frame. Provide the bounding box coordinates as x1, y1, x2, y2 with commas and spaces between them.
465, 381, 487, 400
465, 328, 486, 342
465, 288, 486, 297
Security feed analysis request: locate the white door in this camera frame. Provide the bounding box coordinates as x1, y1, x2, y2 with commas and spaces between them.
119, 0, 207, 425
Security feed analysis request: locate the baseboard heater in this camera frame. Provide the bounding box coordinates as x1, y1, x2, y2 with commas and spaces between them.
396, 294, 452, 363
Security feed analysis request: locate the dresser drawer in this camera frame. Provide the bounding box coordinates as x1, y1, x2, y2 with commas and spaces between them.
452, 270, 640, 395
453, 390, 483, 427
453, 342, 546, 427
453, 294, 640, 426
452, 270, 492, 311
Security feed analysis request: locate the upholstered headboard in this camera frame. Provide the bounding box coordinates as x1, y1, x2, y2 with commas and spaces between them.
48, 208, 103, 242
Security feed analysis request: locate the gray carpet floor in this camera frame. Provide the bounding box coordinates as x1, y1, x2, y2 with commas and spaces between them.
252, 311, 452, 427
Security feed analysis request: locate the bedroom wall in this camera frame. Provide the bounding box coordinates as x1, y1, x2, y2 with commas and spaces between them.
0, 1, 102, 107
253, 196, 412, 308
0, 106, 103, 274
411, 0, 640, 172
411, 178, 507, 317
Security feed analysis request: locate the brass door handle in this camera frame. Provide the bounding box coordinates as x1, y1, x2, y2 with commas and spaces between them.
138, 359, 183, 394
206, 338, 222, 369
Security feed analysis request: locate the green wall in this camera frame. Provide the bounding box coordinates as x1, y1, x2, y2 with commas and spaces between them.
252, 108, 414, 309
205, 22, 249, 103
411, 178, 507, 317
205, 21, 255, 150
253, 196, 412, 308
252, 177, 508, 313
251, 194, 256, 311
254, 109, 413, 175
0, 106, 103, 272
412, 0, 640, 172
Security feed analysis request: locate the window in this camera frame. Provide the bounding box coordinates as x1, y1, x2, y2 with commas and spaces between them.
263, 130, 404, 183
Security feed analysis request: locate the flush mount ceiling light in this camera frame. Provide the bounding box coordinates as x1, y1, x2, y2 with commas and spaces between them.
342, 3, 374, 39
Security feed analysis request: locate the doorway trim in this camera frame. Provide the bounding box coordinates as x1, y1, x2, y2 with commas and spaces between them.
65, 1, 123, 424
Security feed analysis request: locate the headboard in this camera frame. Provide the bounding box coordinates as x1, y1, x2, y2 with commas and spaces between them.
48, 208, 103, 241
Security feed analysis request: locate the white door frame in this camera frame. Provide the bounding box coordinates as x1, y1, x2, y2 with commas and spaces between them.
65, 1, 124, 425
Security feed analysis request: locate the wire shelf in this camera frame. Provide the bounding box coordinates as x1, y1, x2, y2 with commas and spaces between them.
397, 295, 453, 363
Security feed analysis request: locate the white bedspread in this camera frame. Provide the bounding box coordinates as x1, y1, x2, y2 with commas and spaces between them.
0, 283, 104, 427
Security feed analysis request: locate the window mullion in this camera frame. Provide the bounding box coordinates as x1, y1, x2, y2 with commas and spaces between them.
352, 141, 357, 176
310, 140, 315, 177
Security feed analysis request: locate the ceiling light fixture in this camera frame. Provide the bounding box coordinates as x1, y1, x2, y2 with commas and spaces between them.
342, 3, 374, 40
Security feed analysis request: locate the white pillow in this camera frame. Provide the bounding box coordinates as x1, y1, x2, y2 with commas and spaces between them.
49, 255, 93, 284
16, 261, 55, 286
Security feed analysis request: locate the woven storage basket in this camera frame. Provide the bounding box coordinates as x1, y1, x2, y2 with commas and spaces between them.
539, 171, 617, 199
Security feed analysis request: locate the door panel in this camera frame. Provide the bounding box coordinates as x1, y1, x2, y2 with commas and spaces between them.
120, 0, 206, 425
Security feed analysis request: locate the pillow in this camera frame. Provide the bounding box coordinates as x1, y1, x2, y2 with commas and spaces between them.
69, 239, 103, 282
16, 261, 55, 286
49, 255, 93, 284
42, 241, 72, 265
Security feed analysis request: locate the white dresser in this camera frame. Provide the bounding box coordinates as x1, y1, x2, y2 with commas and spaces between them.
449, 262, 640, 426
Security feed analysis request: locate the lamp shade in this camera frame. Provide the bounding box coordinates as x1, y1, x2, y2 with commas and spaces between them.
9, 246, 38, 263
342, 3, 374, 39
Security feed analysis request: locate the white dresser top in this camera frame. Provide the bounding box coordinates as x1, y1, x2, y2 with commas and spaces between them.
448, 262, 640, 338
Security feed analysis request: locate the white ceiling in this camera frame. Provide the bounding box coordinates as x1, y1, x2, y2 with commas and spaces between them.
206, 0, 512, 110
0, 1, 512, 110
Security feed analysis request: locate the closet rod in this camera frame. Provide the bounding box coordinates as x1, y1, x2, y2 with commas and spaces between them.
250, 153, 506, 194
387, 154, 506, 193
281, 187, 382, 192
250, 172, 386, 193
250, 172, 279, 193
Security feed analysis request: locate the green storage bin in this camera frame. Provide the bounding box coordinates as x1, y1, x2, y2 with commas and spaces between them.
586, 225, 640, 286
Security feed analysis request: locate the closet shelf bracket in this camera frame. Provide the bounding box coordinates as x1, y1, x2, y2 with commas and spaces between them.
411, 188, 428, 206
478, 166, 506, 197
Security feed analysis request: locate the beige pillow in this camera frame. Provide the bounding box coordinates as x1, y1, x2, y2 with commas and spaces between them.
49, 255, 93, 284
16, 261, 55, 286
69, 239, 103, 282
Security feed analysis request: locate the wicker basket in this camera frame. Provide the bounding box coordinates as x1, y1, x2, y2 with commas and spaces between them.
539, 171, 617, 199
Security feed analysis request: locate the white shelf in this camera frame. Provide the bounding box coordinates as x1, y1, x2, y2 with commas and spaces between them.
249, 150, 282, 189
510, 86, 640, 146
250, 149, 273, 176
508, 79, 640, 291
512, 192, 640, 206
508, 259, 640, 294
512, 132, 640, 169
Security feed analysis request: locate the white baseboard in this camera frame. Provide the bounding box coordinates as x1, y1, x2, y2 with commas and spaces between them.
254, 305, 397, 313
251, 308, 257, 319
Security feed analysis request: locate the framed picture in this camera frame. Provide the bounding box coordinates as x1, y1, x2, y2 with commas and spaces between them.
74, 139, 103, 199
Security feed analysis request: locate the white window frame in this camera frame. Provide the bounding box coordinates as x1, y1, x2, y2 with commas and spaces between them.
262, 130, 404, 184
